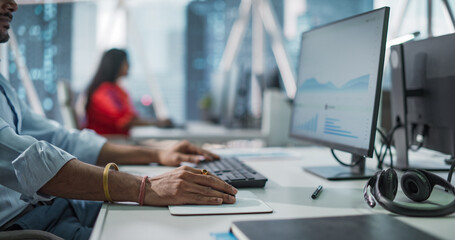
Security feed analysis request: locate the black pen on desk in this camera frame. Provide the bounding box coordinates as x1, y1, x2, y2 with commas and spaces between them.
311, 185, 323, 199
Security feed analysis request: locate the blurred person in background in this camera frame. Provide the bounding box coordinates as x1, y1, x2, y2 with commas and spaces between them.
85, 48, 172, 136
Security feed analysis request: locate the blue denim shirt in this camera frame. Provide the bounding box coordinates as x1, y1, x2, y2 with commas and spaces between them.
0, 75, 106, 226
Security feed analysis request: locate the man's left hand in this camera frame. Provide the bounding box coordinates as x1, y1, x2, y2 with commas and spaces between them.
157, 140, 219, 166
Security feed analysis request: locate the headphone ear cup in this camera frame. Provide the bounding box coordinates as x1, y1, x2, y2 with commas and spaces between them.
378, 169, 398, 200
401, 170, 432, 202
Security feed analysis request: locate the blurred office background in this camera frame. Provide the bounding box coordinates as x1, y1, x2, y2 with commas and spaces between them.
1, 0, 454, 130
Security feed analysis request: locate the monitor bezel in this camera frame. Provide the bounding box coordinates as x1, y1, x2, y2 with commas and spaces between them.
289, 7, 390, 158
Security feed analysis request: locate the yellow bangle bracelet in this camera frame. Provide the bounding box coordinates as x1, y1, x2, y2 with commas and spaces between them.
103, 162, 119, 203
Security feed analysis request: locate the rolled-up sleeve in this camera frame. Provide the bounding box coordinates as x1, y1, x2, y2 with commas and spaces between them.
0, 120, 75, 203
19, 100, 107, 165
0, 98, 106, 204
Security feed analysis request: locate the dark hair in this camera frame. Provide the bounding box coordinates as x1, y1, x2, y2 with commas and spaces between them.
85, 48, 128, 109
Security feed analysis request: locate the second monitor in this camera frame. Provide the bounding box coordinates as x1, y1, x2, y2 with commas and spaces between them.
289, 7, 390, 180
390, 33, 455, 171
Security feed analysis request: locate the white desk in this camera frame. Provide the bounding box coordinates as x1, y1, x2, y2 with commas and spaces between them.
90, 147, 455, 240
130, 122, 266, 144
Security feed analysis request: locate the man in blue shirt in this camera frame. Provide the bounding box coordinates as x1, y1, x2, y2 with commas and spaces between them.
0, 1, 237, 239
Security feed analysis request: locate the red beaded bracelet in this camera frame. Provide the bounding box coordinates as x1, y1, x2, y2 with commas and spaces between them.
138, 176, 148, 206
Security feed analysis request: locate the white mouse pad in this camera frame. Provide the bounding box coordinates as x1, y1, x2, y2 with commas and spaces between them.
168, 191, 273, 216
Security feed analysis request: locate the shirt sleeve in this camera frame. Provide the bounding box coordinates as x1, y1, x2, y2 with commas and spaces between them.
19, 99, 107, 165
0, 118, 75, 204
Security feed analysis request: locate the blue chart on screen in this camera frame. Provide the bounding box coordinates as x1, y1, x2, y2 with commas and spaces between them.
297, 114, 318, 133
299, 74, 369, 92
297, 75, 370, 139
324, 117, 358, 139
292, 72, 373, 149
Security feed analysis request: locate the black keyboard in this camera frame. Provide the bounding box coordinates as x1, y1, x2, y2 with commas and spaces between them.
197, 157, 268, 188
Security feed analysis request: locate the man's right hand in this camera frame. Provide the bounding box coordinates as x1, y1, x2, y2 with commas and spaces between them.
144, 166, 238, 205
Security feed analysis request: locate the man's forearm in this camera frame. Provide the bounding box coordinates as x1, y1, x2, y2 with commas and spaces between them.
39, 160, 238, 206
39, 159, 141, 202
96, 142, 159, 166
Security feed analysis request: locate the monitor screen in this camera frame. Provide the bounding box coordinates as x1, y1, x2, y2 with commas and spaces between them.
290, 7, 389, 158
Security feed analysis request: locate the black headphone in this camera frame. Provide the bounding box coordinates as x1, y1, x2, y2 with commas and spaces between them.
364, 168, 455, 217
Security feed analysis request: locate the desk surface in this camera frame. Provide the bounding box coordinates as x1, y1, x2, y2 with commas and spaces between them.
90, 147, 455, 240
130, 122, 266, 143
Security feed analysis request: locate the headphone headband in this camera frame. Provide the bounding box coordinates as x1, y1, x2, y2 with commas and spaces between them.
417, 169, 455, 192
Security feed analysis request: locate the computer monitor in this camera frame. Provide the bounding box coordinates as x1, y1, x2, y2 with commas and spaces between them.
289, 7, 390, 180
390, 33, 455, 170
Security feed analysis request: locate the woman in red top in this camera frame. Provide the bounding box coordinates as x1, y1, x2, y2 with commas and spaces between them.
85, 49, 170, 135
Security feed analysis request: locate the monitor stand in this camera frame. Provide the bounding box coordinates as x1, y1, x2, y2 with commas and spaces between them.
391, 154, 453, 171
304, 154, 377, 181
392, 123, 452, 171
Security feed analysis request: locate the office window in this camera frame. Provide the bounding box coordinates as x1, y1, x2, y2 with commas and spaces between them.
186, 0, 241, 121
284, 0, 373, 72
8, 3, 73, 123
186, 0, 284, 124
375, 0, 455, 89
125, 1, 188, 124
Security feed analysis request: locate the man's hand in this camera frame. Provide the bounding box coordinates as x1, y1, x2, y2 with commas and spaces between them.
144, 166, 237, 205
158, 140, 220, 166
